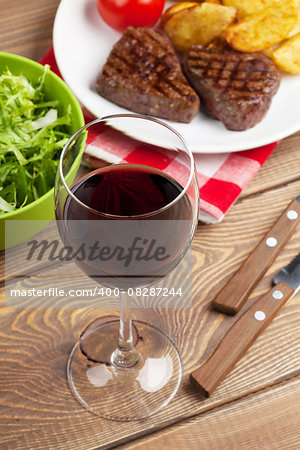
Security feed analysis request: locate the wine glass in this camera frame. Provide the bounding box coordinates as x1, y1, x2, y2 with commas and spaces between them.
55, 114, 199, 421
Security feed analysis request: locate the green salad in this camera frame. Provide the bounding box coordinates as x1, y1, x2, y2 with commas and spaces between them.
0, 65, 71, 214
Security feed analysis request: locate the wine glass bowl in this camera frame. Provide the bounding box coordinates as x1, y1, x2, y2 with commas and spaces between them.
55, 114, 199, 421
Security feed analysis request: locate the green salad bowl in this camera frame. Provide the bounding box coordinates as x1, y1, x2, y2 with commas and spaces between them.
0, 52, 85, 250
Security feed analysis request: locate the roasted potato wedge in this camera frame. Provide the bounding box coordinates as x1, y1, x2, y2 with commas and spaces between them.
225, 0, 299, 52
288, 6, 300, 38
160, 0, 223, 28
222, 0, 278, 19
269, 33, 300, 74
160, 2, 198, 28
162, 3, 238, 53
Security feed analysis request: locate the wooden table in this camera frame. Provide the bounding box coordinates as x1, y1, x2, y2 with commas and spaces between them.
0, 1, 299, 448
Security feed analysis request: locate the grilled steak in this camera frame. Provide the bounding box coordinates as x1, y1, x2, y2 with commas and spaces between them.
183, 45, 281, 131
96, 27, 200, 123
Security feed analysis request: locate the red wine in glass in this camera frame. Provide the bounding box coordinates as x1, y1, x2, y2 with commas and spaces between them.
54, 115, 199, 421
56, 164, 193, 288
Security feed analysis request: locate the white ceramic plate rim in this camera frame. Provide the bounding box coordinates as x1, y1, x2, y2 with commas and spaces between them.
53, 0, 300, 153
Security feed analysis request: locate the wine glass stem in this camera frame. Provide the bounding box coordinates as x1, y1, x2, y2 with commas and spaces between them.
111, 291, 140, 369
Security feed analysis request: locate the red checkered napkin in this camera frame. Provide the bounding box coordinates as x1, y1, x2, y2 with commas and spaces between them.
40, 48, 277, 223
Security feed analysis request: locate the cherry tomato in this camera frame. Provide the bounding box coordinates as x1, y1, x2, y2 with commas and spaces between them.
96, 0, 165, 32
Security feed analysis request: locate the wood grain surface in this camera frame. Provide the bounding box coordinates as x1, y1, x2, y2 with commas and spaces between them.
0, 1, 300, 449
121, 379, 300, 450
0, 0, 59, 60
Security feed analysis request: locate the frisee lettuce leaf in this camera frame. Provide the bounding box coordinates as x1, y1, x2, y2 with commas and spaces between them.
0, 65, 71, 214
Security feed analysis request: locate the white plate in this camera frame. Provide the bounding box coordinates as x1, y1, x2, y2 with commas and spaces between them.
53, 0, 300, 153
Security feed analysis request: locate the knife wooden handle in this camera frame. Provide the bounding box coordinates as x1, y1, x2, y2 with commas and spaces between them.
191, 282, 294, 397
213, 199, 300, 315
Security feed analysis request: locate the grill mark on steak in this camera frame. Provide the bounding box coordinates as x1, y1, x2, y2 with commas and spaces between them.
105, 51, 184, 99
103, 32, 187, 97
126, 27, 172, 55
187, 53, 278, 96
122, 28, 191, 97
96, 27, 200, 123
183, 45, 281, 130
112, 28, 176, 78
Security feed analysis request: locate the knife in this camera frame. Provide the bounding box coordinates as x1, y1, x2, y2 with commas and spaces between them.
191, 251, 300, 397
212, 197, 300, 315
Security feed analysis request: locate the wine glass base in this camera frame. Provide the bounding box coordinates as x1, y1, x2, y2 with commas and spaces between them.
67, 319, 182, 421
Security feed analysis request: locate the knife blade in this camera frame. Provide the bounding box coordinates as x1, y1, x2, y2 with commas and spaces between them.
212, 196, 300, 315
191, 251, 300, 397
